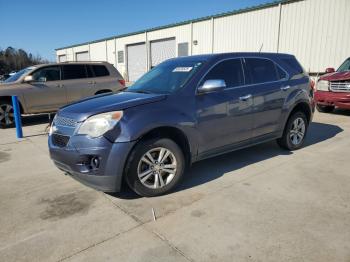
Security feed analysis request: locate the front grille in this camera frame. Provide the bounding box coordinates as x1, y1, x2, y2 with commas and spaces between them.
54, 116, 78, 128
330, 82, 350, 92
52, 134, 70, 148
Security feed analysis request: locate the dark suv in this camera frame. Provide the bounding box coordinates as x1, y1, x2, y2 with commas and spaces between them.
49, 53, 314, 197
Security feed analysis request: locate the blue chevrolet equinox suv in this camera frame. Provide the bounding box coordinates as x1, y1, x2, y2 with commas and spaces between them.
49, 53, 314, 197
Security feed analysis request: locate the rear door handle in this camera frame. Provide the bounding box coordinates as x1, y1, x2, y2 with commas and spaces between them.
88, 81, 94, 84
281, 86, 290, 91
239, 94, 252, 101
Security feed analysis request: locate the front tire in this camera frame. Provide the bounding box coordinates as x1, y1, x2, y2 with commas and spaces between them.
0, 100, 15, 129
125, 138, 185, 197
316, 104, 334, 113
277, 112, 308, 151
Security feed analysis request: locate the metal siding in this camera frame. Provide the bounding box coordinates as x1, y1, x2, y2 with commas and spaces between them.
66, 48, 74, 61
127, 43, 147, 82
214, 6, 280, 53
106, 39, 116, 66
192, 20, 212, 55
150, 38, 176, 67
279, 0, 350, 73
55, 0, 350, 74
89, 41, 107, 61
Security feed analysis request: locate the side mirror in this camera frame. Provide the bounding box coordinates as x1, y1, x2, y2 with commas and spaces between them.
325, 67, 335, 73
38, 77, 47, 82
23, 75, 34, 83
197, 79, 226, 94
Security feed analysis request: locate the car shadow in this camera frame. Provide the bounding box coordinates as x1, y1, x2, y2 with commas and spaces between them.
330, 108, 350, 116
109, 121, 343, 200
21, 113, 54, 127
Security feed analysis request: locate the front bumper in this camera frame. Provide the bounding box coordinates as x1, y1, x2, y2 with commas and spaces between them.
314, 91, 350, 109
49, 135, 136, 192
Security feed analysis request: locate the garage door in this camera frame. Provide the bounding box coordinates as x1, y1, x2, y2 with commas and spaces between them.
150, 38, 176, 68
127, 43, 147, 82
58, 55, 66, 63
75, 51, 89, 61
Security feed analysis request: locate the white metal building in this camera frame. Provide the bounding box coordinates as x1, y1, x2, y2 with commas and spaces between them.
55, 0, 350, 81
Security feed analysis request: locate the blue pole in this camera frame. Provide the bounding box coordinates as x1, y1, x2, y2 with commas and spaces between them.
11, 96, 23, 139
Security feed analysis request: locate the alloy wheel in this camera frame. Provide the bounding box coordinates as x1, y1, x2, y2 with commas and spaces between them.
0, 103, 14, 127
137, 147, 177, 189
289, 117, 305, 145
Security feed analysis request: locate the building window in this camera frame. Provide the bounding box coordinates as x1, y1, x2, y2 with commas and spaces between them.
118, 51, 124, 63
178, 42, 189, 57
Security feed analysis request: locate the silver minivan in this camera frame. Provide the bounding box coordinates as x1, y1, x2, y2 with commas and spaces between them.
0, 62, 125, 128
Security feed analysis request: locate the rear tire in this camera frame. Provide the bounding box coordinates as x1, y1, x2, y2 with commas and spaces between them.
316, 104, 334, 113
0, 99, 15, 129
125, 138, 185, 197
277, 111, 308, 151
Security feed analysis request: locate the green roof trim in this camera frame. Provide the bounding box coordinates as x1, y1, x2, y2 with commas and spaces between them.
55, 0, 300, 51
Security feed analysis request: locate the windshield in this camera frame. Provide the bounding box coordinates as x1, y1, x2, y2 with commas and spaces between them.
337, 58, 350, 72
127, 60, 204, 94
4, 66, 36, 83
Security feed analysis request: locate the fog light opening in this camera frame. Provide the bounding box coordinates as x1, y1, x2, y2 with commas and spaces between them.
90, 157, 100, 169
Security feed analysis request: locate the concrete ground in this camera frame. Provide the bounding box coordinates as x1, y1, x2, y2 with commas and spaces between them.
0, 111, 349, 262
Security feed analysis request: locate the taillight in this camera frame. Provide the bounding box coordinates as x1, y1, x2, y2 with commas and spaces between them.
118, 79, 126, 87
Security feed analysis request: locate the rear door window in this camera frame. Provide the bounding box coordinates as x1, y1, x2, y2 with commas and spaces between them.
32, 66, 61, 82
92, 65, 109, 77
62, 65, 87, 80
244, 58, 279, 84
203, 59, 244, 88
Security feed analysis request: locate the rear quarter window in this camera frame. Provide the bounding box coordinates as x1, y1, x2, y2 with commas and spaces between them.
92, 65, 109, 77
281, 57, 304, 75
244, 58, 279, 84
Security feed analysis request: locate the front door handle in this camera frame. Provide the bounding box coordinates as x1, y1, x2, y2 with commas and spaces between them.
88, 81, 94, 84
239, 94, 252, 101
281, 86, 290, 91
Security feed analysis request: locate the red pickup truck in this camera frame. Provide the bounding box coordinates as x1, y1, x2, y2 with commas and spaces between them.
314, 57, 350, 112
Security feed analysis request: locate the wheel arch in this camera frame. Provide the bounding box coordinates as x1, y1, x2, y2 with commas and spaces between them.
136, 126, 192, 167
0, 96, 24, 114
288, 101, 312, 124
95, 89, 112, 95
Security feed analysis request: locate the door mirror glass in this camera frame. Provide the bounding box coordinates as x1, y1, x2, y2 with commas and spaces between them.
325, 67, 335, 73
197, 79, 226, 94
23, 75, 34, 83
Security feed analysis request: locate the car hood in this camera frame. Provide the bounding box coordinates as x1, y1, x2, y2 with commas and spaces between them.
320, 71, 350, 82
0, 82, 19, 87
58, 91, 167, 121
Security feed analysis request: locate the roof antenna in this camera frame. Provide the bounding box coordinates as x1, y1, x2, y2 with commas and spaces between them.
259, 43, 263, 53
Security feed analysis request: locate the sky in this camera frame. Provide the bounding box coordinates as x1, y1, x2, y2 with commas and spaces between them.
0, 0, 273, 61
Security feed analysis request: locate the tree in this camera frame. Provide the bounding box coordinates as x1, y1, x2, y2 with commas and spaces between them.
0, 47, 49, 75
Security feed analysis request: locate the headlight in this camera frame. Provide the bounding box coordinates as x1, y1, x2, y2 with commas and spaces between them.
77, 111, 123, 138
49, 115, 57, 135
316, 80, 329, 91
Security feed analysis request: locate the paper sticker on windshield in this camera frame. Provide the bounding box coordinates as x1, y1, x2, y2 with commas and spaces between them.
173, 67, 193, 72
